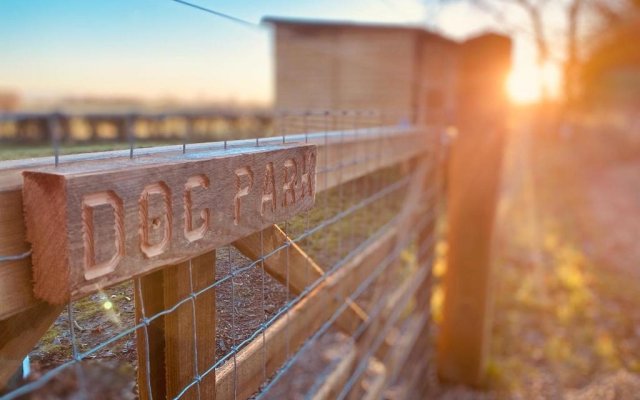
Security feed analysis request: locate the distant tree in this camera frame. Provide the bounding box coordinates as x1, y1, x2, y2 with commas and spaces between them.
453, 0, 633, 104
580, 1, 640, 108
565, 0, 585, 103
0, 90, 20, 112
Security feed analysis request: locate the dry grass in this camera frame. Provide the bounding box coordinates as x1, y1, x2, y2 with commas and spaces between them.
427, 119, 640, 399
487, 123, 640, 398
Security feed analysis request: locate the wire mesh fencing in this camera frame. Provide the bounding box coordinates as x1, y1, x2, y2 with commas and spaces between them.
0, 110, 446, 399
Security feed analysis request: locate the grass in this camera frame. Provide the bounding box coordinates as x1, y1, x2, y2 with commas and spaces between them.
427, 122, 640, 397
287, 165, 406, 268
484, 126, 640, 396
0, 141, 183, 161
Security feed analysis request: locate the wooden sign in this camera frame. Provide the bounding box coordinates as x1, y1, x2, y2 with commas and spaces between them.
22, 143, 317, 304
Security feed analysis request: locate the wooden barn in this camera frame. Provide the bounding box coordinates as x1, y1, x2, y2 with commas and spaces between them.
263, 17, 460, 126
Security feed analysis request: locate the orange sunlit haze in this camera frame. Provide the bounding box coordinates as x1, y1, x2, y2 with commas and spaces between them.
507, 62, 562, 104
0, 1, 639, 399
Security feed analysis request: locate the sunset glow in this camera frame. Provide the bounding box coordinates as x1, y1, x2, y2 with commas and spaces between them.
507, 61, 561, 104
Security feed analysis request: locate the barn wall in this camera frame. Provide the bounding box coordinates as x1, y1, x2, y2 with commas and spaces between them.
273, 25, 419, 124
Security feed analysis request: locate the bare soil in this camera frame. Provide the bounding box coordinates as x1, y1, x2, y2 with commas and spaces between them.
583, 160, 640, 279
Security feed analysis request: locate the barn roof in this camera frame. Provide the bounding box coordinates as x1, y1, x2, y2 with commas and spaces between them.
262, 16, 458, 45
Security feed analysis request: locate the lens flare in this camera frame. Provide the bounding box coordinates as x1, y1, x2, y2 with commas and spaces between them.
506, 61, 561, 104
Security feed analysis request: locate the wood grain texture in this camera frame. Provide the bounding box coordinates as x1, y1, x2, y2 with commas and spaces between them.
0, 127, 425, 320
0, 138, 435, 397
436, 128, 505, 386
233, 224, 368, 334
436, 33, 510, 386
309, 341, 356, 400
344, 267, 429, 400
0, 190, 39, 321
385, 315, 427, 385
360, 358, 386, 400
233, 225, 321, 292
314, 129, 423, 193
273, 24, 419, 121
135, 251, 216, 400
0, 188, 64, 389
135, 270, 167, 400
0, 302, 64, 389
216, 225, 398, 400
260, 332, 356, 400
163, 251, 216, 400
22, 144, 316, 304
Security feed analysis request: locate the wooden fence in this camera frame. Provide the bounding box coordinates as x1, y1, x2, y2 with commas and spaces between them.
0, 119, 453, 399
0, 110, 272, 144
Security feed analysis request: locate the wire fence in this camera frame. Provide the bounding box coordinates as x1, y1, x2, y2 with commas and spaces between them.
0, 110, 445, 399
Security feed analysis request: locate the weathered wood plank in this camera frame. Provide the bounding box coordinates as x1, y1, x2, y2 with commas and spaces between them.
135, 270, 167, 400
437, 128, 505, 386
233, 225, 322, 293
357, 358, 386, 400
260, 332, 356, 400
190, 252, 217, 400
135, 251, 217, 400
0, 303, 64, 388
0, 190, 39, 321
216, 226, 399, 400
22, 144, 316, 304
215, 155, 432, 400
0, 127, 426, 320
382, 315, 432, 399
346, 232, 432, 400
310, 341, 356, 400
343, 261, 408, 400
315, 129, 424, 193
164, 251, 216, 400
385, 315, 426, 385
222, 198, 431, 399
436, 33, 510, 387
233, 224, 368, 334
0, 127, 422, 191
0, 187, 64, 389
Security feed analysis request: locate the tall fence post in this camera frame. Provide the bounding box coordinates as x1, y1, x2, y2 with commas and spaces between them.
436, 34, 512, 387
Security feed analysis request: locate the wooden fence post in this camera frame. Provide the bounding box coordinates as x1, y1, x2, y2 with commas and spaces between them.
135, 251, 216, 400
164, 251, 217, 400
436, 33, 511, 387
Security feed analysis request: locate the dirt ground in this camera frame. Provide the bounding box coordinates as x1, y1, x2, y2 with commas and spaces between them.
486, 121, 640, 399
423, 118, 640, 400
584, 160, 640, 279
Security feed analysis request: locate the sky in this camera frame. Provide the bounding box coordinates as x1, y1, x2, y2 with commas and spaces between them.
0, 0, 551, 105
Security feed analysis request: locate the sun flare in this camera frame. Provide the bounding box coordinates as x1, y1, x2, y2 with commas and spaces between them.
506, 62, 561, 104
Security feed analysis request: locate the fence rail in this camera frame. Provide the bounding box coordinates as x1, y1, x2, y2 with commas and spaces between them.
0, 114, 445, 399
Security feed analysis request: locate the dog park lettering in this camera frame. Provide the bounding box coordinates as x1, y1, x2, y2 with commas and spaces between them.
22, 143, 316, 303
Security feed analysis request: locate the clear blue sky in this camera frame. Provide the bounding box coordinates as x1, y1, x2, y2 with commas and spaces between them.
0, 0, 535, 105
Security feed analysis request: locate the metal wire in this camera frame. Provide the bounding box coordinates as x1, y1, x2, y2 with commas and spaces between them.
0, 111, 442, 400
0, 250, 32, 263
169, 0, 261, 28
257, 214, 437, 399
